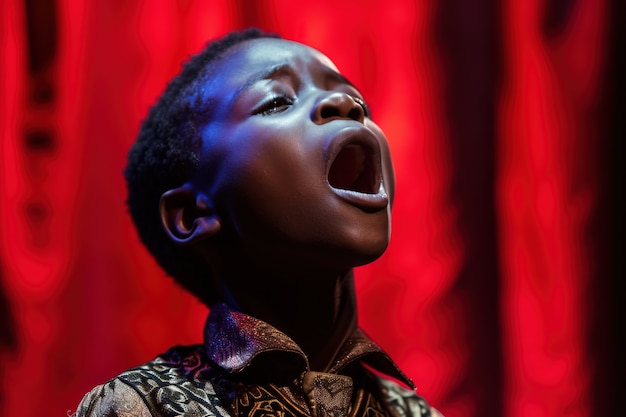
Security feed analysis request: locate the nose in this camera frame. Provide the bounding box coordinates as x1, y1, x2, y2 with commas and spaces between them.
312, 92, 365, 124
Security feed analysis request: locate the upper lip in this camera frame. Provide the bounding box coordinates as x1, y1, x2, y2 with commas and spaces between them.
324, 126, 388, 211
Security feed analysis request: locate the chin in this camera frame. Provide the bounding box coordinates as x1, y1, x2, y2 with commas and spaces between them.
334, 233, 390, 268
344, 219, 390, 263
354, 244, 388, 266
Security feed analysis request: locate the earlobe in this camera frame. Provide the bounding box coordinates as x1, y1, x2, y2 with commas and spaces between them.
159, 185, 221, 245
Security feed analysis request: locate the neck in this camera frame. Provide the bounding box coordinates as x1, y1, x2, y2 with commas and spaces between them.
216, 266, 358, 371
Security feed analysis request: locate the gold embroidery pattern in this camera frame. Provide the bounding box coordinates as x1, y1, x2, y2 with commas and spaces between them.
233, 382, 391, 417
235, 385, 308, 416
348, 388, 387, 417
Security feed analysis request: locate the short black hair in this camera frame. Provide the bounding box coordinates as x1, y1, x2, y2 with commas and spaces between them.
124, 28, 279, 306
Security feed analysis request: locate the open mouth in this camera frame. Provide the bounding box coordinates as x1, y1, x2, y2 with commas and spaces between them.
325, 127, 389, 211
328, 143, 378, 194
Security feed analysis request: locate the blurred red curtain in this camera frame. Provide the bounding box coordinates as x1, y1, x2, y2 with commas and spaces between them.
1, 1, 622, 416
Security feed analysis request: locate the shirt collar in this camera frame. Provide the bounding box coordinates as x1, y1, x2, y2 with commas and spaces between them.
203, 303, 415, 389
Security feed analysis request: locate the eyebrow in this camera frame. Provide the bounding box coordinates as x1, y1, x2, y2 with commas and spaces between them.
322, 69, 358, 91
234, 63, 298, 100
233, 63, 360, 101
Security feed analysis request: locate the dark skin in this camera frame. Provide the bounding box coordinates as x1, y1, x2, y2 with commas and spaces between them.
160, 38, 395, 372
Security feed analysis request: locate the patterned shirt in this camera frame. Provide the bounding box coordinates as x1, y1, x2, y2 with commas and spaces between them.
74, 303, 442, 417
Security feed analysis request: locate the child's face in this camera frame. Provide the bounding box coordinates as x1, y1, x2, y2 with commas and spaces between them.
192, 38, 395, 272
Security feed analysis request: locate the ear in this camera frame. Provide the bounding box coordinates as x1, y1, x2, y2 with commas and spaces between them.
159, 185, 221, 245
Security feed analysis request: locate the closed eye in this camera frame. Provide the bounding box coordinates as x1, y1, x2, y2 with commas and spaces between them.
253, 96, 294, 116
351, 96, 372, 119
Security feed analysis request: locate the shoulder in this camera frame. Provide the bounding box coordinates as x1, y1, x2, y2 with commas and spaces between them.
375, 375, 444, 417
73, 345, 231, 417
72, 378, 152, 417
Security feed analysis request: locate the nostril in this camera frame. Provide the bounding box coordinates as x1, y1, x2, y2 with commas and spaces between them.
320, 107, 340, 119
347, 107, 362, 121
315, 93, 365, 123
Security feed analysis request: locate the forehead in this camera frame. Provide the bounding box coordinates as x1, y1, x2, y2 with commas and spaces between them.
225, 37, 337, 72
203, 38, 340, 101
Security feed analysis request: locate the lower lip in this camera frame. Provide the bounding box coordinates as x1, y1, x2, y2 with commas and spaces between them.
330, 184, 389, 211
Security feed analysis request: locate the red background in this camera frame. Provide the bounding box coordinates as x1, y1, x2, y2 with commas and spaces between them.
1, 1, 623, 416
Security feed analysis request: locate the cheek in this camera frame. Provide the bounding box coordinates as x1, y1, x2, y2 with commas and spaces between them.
383, 151, 395, 204
231, 169, 326, 238
367, 122, 395, 201
217, 146, 323, 236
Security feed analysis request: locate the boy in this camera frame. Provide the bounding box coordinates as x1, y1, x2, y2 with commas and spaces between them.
74, 29, 442, 417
